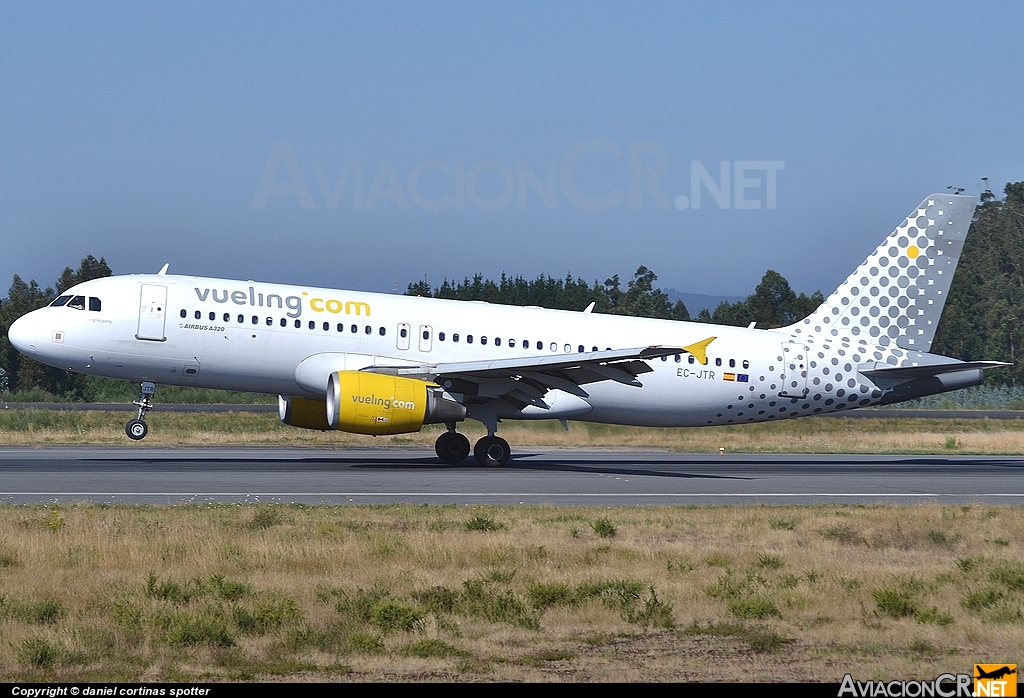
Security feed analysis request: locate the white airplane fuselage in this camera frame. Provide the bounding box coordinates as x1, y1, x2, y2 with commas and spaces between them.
5, 272, 975, 429
7, 193, 996, 456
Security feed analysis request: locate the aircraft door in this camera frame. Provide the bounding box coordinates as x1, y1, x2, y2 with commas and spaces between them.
418, 325, 433, 352
396, 323, 411, 350
137, 284, 168, 341
779, 342, 808, 397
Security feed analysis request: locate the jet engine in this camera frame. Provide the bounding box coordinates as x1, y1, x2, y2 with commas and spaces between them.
326, 371, 466, 435
278, 395, 331, 430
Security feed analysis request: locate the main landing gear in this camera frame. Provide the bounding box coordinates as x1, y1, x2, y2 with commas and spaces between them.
125, 381, 156, 441
433, 422, 511, 466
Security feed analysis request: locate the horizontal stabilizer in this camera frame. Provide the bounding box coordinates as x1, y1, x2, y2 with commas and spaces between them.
861, 360, 1010, 381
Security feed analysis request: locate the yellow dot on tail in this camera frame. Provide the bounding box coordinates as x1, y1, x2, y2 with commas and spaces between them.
907, 245, 919, 259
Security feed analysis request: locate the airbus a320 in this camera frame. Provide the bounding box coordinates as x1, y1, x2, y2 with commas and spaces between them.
7, 193, 1005, 465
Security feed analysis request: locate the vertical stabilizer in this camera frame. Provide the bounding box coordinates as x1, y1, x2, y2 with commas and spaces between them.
792, 193, 976, 351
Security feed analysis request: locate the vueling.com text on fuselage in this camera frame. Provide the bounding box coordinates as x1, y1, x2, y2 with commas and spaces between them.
193, 286, 372, 319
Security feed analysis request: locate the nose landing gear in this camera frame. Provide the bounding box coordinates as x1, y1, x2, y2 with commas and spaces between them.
125, 381, 156, 441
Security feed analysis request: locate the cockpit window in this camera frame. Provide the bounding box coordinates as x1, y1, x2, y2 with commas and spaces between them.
89, 297, 101, 312
50, 295, 72, 307
67, 296, 86, 310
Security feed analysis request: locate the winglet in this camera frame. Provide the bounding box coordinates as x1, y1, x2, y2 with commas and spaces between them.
157, 263, 169, 276
682, 336, 716, 365
583, 301, 595, 314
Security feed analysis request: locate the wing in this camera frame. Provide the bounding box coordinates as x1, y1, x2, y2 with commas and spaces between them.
363, 345, 685, 410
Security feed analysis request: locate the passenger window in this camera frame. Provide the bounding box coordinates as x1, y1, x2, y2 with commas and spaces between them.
351, 324, 357, 333
453, 333, 460, 342
68, 296, 86, 310
522, 340, 529, 349
661, 356, 667, 362
266, 317, 273, 326
742, 360, 749, 369
308, 321, 315, 330
675, 354, 681, 363
324, 322, 330, 331
467, 335, 474, 344
252, 316, 259, 325
400, 328, 408, 338
550, 343, 557, 352
224, 313, 230, 322
194, 310, 201, 320
89, 297, 101, 312
50, 296, 72, 307
336, 323, 343, 331
379, 327, 386, 336
481, 336, 488, 345
494, 337, 501, 346
283, 319, 289, 328
688, 355, 695, 364
180, 309, 186, 318
439, 332, 445, 341
238, 315, 245, 323
715, 357, 722, 367
209, 312, 216, 321
536, 341, 542, 350
564, 344, 571, 353
592, 346, 598, 352
509, 339, 515, 348
579, 345, 585, 353
294, 319, 301, 328
729, 359, 735, 368
366, 325, 372, 335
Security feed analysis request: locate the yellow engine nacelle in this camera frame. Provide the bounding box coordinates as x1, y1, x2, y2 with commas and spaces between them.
326, 371, 466, 435
278, 395, 331, 430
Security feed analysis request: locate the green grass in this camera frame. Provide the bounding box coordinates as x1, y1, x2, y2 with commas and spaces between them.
1, 377, 275, 404
3, 502, 1024, 681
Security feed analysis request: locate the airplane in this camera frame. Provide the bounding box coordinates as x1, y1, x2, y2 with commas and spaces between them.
6, 193, 1008, 465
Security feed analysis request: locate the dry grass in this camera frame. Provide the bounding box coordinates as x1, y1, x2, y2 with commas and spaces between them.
1, 503, 1023, 681
3, 409, 1024, 453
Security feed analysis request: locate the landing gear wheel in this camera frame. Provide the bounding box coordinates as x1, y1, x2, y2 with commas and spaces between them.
435, 432, 471, 464
125, 381, 156, 441
126, 419, 148, 441
473, 436, 511, 467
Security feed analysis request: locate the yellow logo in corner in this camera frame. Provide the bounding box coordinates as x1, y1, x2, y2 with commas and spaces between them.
975, 664, 1017, 697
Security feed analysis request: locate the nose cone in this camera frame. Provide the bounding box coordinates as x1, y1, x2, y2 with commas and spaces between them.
7, 314, 37, 355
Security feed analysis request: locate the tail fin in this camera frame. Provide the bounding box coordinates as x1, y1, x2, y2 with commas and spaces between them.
792, 193, 976, 351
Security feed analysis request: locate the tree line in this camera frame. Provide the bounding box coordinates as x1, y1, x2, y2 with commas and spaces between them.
1, 181, 1021, 398
931, 182, 1024, 386
406, 266, 823, 329
0, 256, 112, 398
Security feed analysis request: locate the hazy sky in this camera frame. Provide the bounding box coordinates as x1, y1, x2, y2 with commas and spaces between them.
2, 1, 1021, 299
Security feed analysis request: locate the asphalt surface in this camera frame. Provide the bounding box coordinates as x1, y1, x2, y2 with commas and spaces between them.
4, 403, 1024, 420
1, 446, 1023, 505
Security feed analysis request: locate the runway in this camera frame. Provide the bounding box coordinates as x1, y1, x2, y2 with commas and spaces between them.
1, 446, 1023, 505
6, 403, 1024, 419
